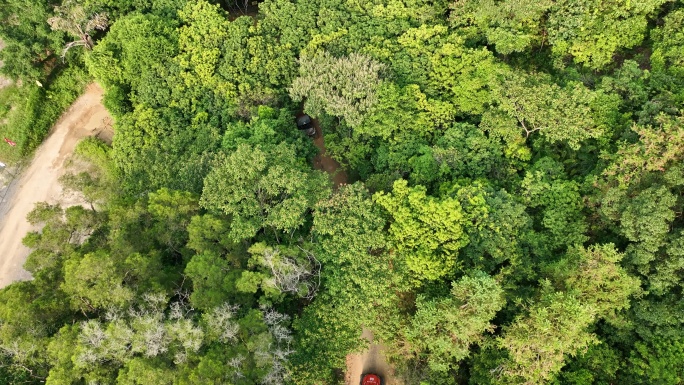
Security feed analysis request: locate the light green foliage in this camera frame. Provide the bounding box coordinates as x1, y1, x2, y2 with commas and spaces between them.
621, 186, 676, 256
356, 83, 435, 140
184, 251, 245, 310
176, 1, 237, 101
312, 183, 394, 296
483, 73, 600, 150
451, 0, 666, 69
86, 12, 178, 93
407, 272, 505, 373
647, 231, 684, 295
60, 248, 168, 312
147, 188, 199, 254
374, 179, 469, 281
545, 0, 666, 69
23, 204, 104, 282
602, 115, 684, 189
394, 24, 498, 115
596, 115, 684, 306
186, 214, 233, 256
200, 143, 330, 242
177, 1, 295, 114
547, 244, 640, 319
220, 106, 316, 157
450, 0, 552, 54
290, 51, 385, 127
651, 8, 684, 76
499, 292, 598, 385
62, 250, 135, 309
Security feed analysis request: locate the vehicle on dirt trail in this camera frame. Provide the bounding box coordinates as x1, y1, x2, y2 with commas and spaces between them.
361, 373, 383, 385
296, 114, 316, 137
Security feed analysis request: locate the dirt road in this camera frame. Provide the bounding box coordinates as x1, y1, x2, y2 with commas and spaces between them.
346, 328, 399, 385
310, 119, 348, 188
0, 84, 111, 288
307, 120, 395, 384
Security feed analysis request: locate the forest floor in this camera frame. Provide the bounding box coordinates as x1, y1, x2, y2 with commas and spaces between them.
0, 83, 111, 288
346, 328, 400, 385
310, 119, 348, 188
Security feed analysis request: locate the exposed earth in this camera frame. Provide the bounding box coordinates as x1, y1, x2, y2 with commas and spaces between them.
0, 83, 111, 288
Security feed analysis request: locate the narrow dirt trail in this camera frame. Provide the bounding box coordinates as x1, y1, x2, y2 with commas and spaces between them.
346, 328, 400, 385
0, 84, 111, 288
308, 120, 397, 385
310, 119, 348, 188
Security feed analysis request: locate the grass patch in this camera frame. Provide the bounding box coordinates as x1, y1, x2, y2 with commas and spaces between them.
0, 63, 91, 164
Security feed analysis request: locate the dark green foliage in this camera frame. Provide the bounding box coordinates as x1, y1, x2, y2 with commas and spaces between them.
3, 0, 684, 383
200, 142, 330, 242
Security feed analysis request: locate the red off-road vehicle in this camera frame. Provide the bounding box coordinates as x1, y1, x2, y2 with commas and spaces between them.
361, 373, 383, 385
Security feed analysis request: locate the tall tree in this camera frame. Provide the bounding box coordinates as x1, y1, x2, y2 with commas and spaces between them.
374, 179, 469, 282
289, 51, 385, 127
200, 143, 331, 242
406, 271, 505, 374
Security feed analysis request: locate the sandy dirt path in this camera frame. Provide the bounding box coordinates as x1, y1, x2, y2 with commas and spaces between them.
346, 328, 399, 385
0, 83, 111, 288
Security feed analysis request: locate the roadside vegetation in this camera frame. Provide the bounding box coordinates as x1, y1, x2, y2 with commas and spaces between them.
1, 0, 684, 384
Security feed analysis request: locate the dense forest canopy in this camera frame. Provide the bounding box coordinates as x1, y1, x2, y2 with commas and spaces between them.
1, 0, 684, 384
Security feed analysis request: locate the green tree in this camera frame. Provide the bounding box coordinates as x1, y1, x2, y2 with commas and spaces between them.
627, 335, 684, 385
498, 291, 598, 385
289, 51, 385, 127
546, 244, 640, 320
47, 0, 109, 59
200, 143, 330, 242
482, 73, 601, 150
451, 0, 667, 69
374, 179, 469, 282
520, 158, 588, 257
407, 271, 505, 374
0, 0, 63, 81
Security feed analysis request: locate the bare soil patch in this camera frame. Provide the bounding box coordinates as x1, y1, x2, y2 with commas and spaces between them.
0, 83, 111, 288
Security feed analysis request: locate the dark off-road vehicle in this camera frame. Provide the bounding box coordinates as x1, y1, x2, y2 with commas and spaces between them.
296, 114, 316, 136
